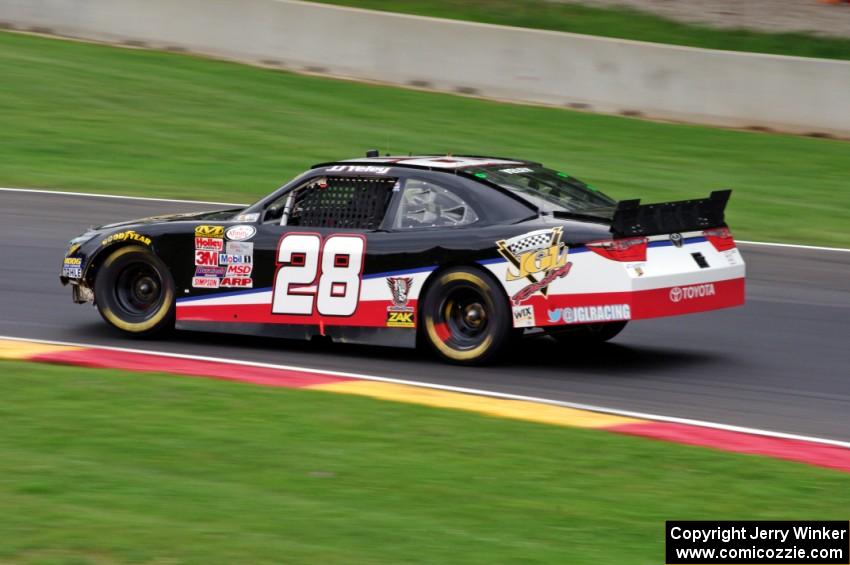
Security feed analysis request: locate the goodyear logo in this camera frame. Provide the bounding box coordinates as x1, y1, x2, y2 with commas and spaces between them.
386, 311, 415, 328
195, 225, 224, 238
101, 230, 151, 246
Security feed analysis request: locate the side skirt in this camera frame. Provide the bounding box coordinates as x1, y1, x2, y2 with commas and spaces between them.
175, 321, 417, 349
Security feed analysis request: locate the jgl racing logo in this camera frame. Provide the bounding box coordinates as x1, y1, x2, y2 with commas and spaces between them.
497, 227, 572, 304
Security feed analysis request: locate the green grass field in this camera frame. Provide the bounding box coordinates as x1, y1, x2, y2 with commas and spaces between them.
1, 31, 848, 246
316, 0, 850, 60
1, 360, 849, 564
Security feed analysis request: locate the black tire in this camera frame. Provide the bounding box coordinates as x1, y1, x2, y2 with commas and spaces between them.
420, 267, 511, 365
550, 321, 627, 345
94, 245, 175, 337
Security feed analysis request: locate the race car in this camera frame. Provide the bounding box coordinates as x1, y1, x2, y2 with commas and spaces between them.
60, 153, 745, 364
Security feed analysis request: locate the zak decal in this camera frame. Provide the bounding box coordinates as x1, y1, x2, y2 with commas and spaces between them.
101, 230, 151, 246
548, 304, 631, 324
225, 225, 256, 241
195, 225, 225, 238
386, 311, 415, 328
496, 227, 572, 305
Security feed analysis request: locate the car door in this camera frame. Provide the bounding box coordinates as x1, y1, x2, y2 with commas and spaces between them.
253, 172, 397, 328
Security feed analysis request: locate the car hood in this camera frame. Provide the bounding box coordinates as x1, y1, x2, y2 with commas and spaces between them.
96, 208, 244, 230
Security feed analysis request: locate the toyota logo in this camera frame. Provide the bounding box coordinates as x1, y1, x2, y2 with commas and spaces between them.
669, 287, 683, 302
670, 233, 683, 248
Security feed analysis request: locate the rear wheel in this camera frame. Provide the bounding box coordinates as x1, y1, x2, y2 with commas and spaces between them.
550, 321, 627, 345
94, 246, 175, 337
420, 267, 510, 365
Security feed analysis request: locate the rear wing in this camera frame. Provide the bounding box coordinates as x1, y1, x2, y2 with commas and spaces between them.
610, 189, 731, 237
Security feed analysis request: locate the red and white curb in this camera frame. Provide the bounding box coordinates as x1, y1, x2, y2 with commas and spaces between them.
1, 335, 849, 473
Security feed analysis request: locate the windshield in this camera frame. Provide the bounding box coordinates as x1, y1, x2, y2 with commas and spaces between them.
467, 165, 616, 217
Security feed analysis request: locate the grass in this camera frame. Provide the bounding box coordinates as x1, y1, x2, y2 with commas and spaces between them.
1, 360, 849, 564
1, 31, 848, 247
315, 0, 850, 61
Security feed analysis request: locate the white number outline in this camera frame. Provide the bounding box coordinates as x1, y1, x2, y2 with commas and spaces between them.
271, 232, 366, 317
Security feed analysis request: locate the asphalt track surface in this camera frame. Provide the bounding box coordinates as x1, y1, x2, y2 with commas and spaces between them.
2, 190, 849, 441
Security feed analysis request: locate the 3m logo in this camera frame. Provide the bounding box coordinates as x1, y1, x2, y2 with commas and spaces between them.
195, 225, 224, 238
195, 250, 218, 266
386, 311, 415, 328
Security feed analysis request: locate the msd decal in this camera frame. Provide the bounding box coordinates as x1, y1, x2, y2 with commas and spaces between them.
225, 264, 253, 276
497, 227, 572, 305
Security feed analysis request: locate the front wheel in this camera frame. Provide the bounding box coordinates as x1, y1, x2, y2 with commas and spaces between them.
94, 245, 175, 337
420, 267, 511, 365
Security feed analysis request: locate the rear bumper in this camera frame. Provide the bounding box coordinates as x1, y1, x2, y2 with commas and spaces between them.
538, 276, 744, 326
487, 235, 746, 328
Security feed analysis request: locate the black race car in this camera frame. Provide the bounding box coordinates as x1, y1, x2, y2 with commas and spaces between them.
61, 153, 745, 364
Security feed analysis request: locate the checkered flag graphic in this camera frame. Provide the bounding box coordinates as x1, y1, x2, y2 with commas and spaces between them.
503, 229, 556, 255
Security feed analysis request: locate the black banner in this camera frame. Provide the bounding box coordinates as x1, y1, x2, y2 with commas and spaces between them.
666, 521, 849, 564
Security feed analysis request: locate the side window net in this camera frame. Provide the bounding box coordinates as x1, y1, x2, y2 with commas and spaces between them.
281, 176, 395, 229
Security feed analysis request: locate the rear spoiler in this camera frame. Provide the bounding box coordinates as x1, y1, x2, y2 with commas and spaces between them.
609, 189, 731, 237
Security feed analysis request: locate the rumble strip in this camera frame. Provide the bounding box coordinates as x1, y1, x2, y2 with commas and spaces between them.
1, 337, 849, 474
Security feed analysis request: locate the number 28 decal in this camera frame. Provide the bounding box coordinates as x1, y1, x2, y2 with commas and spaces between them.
272, 233, 365, 316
